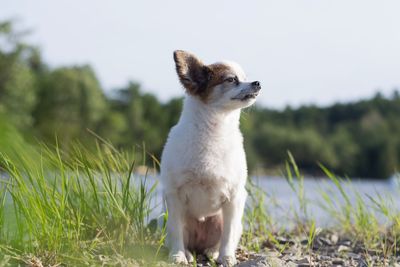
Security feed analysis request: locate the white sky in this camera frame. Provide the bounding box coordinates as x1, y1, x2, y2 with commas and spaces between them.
1, 0, 400, 108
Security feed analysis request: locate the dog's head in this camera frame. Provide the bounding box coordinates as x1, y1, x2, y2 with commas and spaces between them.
173, 50, 261, 110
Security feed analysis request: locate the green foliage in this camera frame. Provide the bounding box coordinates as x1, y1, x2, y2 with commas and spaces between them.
246, 95, 400, 178
33, 66, 107, 144
253, 124, 337, 170
0, 113, 39, 167
0, 142, 164, 266
0, 21, 38, 130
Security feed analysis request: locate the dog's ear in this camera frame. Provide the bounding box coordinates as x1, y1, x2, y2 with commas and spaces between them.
173, 50, 212, 95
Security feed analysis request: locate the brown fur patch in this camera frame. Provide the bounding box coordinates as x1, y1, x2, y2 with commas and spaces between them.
174, 50, 212, 97
195, 63, 234, 102
185, 214, 222, 253
173, 51, 235, 102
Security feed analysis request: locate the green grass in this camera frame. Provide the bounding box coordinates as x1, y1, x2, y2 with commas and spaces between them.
243, 152, 400, 265
0, 141, 166, 266
0, 140, 399, 266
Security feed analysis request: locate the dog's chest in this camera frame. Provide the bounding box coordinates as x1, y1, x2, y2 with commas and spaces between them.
178, 177, 231, 219
175, 133, 245, 218
182, 130, 244, 178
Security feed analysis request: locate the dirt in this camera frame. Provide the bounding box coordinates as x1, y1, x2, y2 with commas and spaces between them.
155, 231, 400, 267
18, 230, 400, 267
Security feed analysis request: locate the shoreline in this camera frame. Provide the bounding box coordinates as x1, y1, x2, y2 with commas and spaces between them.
151, 229, 400, 267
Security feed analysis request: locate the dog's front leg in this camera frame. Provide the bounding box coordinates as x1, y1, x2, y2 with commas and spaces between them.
165, 193, 187, 264
218, 187, 247, 266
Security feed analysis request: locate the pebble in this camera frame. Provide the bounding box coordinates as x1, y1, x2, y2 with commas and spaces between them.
347, 252, 361, 259
332, 258, 344, 264
300, 239, 308, 245
356, 259, 368, 267
318, 237, 332, 246
294, 258, 309, 264
338, 245, 351, 252
236, 255, 284, 267
276, 237, 295, 245
340, 240, 351, 246
330, 234, 339, 244
318, 255, 331, 261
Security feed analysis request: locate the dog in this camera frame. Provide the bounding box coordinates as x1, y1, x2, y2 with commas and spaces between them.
160, 50, 261, 266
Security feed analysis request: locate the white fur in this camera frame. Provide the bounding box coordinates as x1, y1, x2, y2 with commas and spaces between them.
160, 59, 259, 266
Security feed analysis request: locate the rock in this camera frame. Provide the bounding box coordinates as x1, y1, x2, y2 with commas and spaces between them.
339, 240, 351, 246
357, 258, 368, 267
300, 239, 308, 246
332, 258, 344, 265
236, 255, 297, 267
264, 251, 281, 258
338, 245, 351, 252
318, 237, 332, 246
347, 252, 361, 259
294, 258, 309, 265
318, 255, 331, 261
236, 255, 271, 267
330, 234, 339, 244
261, 240, 275, 249
276, 236, 295, 246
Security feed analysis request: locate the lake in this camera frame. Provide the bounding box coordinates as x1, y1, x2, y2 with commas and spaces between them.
2, 170, 399, 228
150, 176, 400, 227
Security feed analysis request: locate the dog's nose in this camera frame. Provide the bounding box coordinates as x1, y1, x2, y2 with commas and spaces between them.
252, 81, 261, 90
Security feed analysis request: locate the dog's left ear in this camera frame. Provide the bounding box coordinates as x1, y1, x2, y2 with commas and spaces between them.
173, 50, 212, 95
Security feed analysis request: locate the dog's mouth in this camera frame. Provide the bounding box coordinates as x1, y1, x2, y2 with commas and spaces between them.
231, 92, 259, 101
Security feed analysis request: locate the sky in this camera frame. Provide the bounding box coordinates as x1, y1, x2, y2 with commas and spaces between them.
1, 0, 400, 108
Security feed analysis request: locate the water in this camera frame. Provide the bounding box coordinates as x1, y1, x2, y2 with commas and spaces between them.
2, 170, 399, 227
150, 176, 400, 227
256, 177, 400, 226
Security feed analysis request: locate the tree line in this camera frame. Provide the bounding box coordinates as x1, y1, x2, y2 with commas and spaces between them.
1, 21, 399, 179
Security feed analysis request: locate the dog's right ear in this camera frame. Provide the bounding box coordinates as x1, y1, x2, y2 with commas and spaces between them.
173, 50, 212, 95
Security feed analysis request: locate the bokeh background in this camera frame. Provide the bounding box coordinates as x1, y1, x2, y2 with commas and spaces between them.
1, 0, 400, 178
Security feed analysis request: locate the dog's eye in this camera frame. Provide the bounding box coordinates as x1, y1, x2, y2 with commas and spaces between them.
225, 77, 237, 83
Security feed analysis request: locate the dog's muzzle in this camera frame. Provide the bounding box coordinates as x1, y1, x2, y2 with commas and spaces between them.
231, 81, 261, 101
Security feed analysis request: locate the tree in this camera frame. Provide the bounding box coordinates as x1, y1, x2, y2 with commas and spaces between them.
0, 21, 38, 130
33, 66, 106, 145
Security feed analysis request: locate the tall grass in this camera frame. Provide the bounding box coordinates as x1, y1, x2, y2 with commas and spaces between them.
0, 176, 7, 240
0, 142, 163, 266
315, 164, 400, 263
243, 178, 274, 252
245, 152, 400, 262
318, 164, 382, 242
284, 151, 309, 224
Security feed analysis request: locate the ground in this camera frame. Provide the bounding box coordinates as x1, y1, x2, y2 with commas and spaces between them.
153, 230, 400, 267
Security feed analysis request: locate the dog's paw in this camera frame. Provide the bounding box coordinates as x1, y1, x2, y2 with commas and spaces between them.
204, 247, 219, 260
185, 249, 194, 263
169, 250, 188, 265
217, 255, 237, 267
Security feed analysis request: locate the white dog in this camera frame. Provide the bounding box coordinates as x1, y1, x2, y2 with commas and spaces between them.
160, 50, 261, 266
